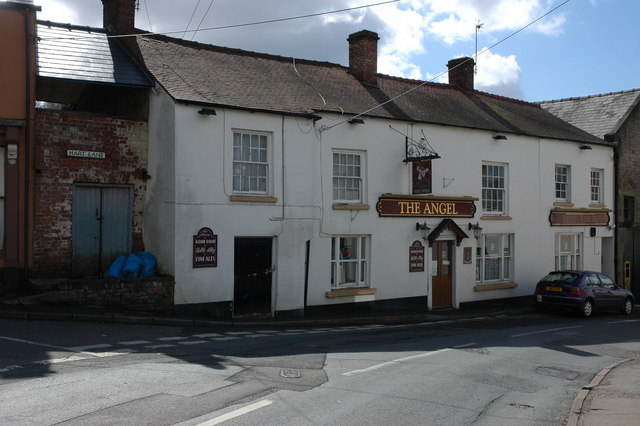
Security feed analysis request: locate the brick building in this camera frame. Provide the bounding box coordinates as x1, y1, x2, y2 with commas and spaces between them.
32, 12, 152, 279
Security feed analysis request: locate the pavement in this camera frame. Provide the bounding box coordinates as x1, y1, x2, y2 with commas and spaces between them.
1, 296, 638, 425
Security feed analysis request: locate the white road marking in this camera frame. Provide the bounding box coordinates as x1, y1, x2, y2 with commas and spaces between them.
118, 340, 152, 345
179, 340, 208, 345
0, 336, 71, 351
145, 344, 176, 349
193, 333, 223, 338
343, 343, 475, 377
607, 319, 640, 324
157, 336, 189, 341
193, 399, 273, 426
510, 325, 583, 338
67, 344, 114, 351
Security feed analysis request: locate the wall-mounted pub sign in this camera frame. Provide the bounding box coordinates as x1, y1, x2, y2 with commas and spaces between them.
409, 240, 425, 272
412, 160, 432, 194
193, 227, 218, 268
549, 209, 610, 226
376, 194, 477, 218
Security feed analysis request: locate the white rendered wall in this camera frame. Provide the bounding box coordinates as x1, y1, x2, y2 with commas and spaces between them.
145, 97, 615, 312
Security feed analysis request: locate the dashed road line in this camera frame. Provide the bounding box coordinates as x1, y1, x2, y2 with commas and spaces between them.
118, 340, 152, 345
343, 343, 475, 376
510, 325, 582, 338
193, 399, 273, 426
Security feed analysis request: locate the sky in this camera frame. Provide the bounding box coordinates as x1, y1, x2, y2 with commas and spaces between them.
32, 0, 640, 102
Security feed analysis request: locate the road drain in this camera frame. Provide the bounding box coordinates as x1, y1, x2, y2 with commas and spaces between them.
280, 369, 301, 379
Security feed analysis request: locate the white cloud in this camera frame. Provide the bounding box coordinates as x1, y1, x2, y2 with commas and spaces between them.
474, 49, 523, 98
36, 0, 79, 23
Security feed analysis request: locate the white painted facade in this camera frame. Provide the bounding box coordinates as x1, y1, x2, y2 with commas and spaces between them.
144, 85, 615, 316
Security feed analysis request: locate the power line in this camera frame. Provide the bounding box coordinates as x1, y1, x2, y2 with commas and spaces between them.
40, 0, 400, 41
322, 0, 573, 131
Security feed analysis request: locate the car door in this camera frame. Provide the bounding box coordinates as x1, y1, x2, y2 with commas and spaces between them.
598, 273, 624, 309
584, 273, 607, 307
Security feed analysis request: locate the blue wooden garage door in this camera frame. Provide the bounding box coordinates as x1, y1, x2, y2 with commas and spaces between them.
72, 185, 132, 277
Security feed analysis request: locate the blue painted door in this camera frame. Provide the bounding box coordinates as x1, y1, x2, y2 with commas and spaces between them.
72, 185, 132, 277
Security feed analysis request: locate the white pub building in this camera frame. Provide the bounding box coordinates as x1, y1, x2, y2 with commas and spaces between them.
131, 26, 613, 317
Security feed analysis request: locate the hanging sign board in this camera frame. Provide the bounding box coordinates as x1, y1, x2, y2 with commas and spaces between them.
376, 194, 477, 218
412, 160, 432, 194
409, 240, 425, 272
193, 227, 218, 268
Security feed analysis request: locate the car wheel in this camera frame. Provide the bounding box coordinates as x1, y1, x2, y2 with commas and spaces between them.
580, 299, 594, 318
622, 297, 634, 315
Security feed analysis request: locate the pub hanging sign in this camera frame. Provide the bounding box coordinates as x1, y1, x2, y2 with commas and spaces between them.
193, 227, 218, 268
376, 194, 477, 218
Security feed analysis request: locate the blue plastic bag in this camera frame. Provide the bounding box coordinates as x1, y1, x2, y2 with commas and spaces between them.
104, 255, 126, 278
137, 251, 157, 278
122, 253, 143, 278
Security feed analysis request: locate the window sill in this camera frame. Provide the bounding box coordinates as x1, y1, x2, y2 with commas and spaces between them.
230, 195, 278, 203
326, 287, 377, 298
474, 282, 518, 292
480, 215, 512, 221
332, 204, 370, 210
553, 202, 574, 207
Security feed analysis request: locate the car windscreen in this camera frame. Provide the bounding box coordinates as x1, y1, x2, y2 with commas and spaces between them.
541, 272, 579, 284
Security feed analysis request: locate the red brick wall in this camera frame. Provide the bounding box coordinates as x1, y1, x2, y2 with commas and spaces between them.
33, 110, 148, 277
348, 30, 379, 85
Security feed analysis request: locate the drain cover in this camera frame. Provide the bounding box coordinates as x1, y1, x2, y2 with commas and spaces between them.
280, 369, 301, 378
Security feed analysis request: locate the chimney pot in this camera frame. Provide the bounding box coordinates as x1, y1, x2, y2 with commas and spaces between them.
447, 57, 475, 91
102, 0, 136, 34
348, 30, 379, 85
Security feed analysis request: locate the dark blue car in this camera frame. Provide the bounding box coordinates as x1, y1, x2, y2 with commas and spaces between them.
534, 270, 634, 318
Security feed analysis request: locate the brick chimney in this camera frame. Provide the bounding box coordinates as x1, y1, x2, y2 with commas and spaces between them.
447, 57, 475, 91
102, 0, 136, 34
348, 30, 379, 85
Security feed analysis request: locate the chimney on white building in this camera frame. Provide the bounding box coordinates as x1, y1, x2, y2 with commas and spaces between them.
348, 30, 379, 86
447, 57, 475, 91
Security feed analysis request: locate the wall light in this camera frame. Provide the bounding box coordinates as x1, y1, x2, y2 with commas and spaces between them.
348, 118, 365, 125
468, 222, 483, 239
493, 134, 508, 140
579, 145, 592, 150
198, 108, 217, 115
416, 222, 430, 240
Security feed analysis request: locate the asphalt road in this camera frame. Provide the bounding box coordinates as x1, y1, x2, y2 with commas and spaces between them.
1, 310, 639, 425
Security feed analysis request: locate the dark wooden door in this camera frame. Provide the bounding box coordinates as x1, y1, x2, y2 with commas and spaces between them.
234, 237, 273, 317
432, 241, 453, 308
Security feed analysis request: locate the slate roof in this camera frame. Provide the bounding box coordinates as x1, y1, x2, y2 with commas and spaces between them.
36, 21, 152, 87
539, 89, 640, 139
134, 34, 603, 145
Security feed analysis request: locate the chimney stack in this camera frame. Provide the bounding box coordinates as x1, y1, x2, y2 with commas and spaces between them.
447, 57, 475, 91
348, 30, 379, 85
102, 0, 136, 34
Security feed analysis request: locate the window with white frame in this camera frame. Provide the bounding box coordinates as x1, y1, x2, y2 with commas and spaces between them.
476, 234, 513, 283
331, 235, 368, 287
590, 169, 603, 204
555, 165, 570, 201
482, 163, 507, 214
333, 151, 363, 203
555, 233, 582, 270
232, 131, 270, 194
